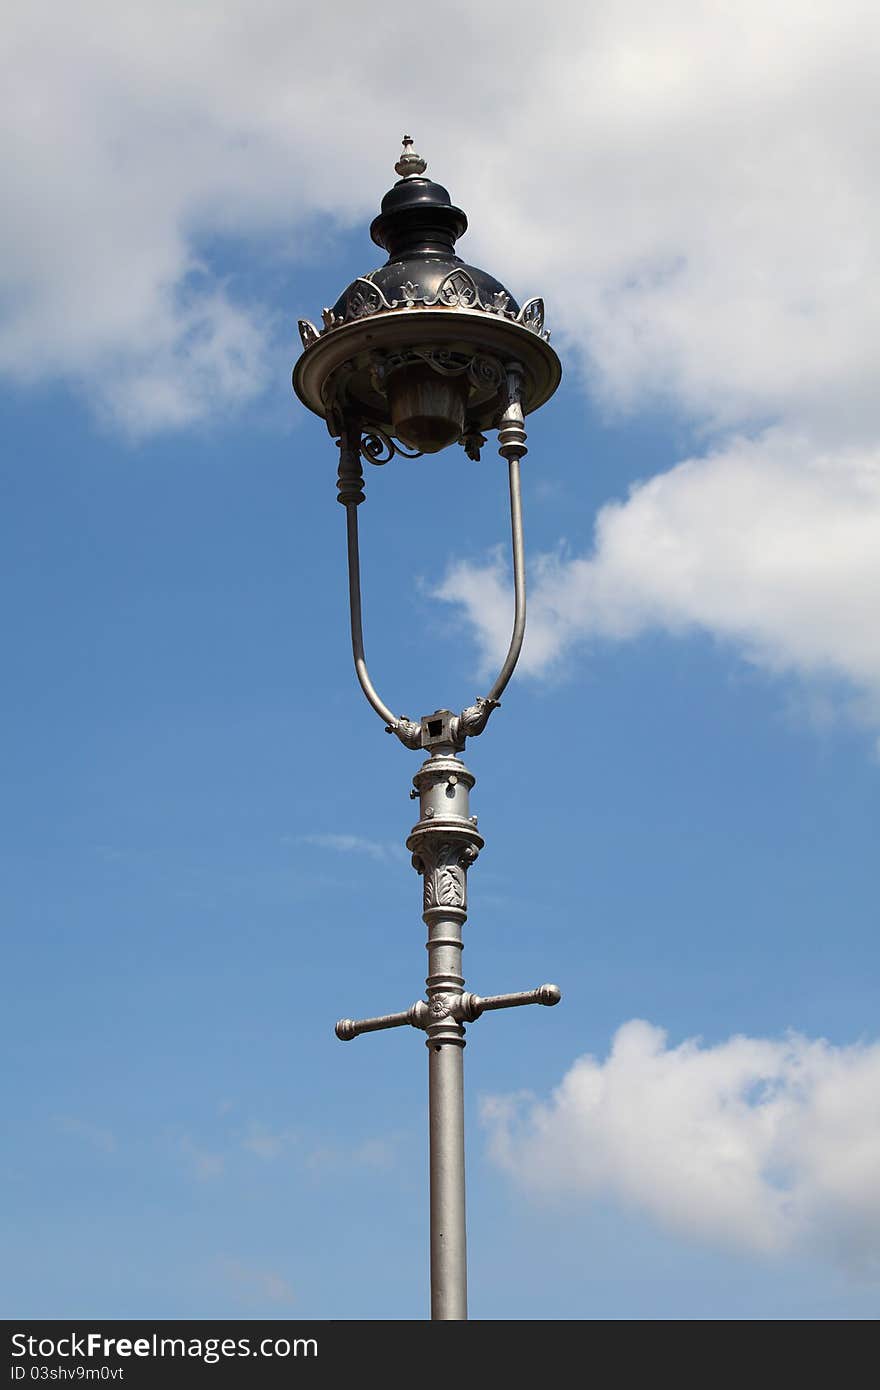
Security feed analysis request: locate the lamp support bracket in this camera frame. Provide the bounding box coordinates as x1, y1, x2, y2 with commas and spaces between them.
335, 363, 529, 752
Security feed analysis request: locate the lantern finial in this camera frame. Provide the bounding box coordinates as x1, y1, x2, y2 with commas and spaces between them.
394, 134, 427, 179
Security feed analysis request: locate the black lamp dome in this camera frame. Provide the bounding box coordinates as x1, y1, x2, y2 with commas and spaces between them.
293, 136, 559, 455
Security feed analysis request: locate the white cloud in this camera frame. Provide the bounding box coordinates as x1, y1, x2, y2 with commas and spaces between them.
179, 1134, 224, 1181
436, 428, 880, 723
298, 833, 405, 864
241, 1124, 297, 1161
483, 1020, 880, 1273
3, 2, 879, 436
306, 1134, 401, 1176
217, 1257, 296, 1309
57, 1116, 117, 1153
5, 2, 880, 719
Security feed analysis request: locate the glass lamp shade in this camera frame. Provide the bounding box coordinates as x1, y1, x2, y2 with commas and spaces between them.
388, 364, 469, 454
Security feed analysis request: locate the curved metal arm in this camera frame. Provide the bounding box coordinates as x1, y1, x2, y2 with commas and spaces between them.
337, 429, 422, 748
485, 455, 526, 704
344, 501, 398, 730
337, 362, 529, 751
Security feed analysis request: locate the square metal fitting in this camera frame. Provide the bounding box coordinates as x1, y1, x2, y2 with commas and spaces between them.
420, 709, 455, 750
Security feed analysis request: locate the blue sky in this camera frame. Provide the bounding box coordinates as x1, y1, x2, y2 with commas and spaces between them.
2, 2, 879, 1320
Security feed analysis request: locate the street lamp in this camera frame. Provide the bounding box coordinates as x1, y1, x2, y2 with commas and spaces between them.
293, 136, 562, 1321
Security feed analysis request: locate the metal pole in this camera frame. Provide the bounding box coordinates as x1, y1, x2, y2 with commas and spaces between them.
332, 363, 561, 1320
407, 744, 481, 1320
335, 738, 560, 1320
428, 1033, 467, 1318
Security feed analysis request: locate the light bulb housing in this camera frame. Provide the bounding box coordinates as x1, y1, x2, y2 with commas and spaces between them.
293, 142, 561, 457
389, 363, 469, 453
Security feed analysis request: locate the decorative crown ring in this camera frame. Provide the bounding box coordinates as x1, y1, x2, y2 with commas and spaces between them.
394, 134, 428, 179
